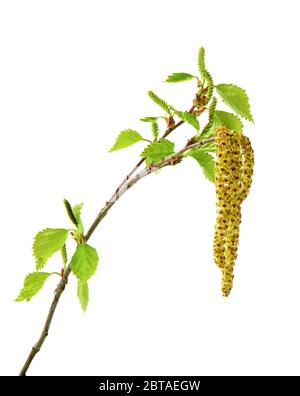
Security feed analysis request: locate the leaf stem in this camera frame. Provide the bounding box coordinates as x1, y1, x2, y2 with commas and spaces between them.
51, 272, 62, 277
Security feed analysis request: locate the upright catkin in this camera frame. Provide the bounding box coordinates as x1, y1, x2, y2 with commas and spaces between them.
63, 199, 78, 227
61, 244, 68, 268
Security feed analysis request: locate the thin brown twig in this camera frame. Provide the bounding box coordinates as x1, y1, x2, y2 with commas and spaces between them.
84, 105, 200, 241
88, 135, 215, 229
19, 267, 71, 376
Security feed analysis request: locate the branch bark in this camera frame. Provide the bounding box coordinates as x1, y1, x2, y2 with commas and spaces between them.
19, 266, 71, 376
18, 108, 212, 376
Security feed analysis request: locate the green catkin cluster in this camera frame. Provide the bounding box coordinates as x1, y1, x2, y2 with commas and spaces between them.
213, 126, 254, 297
197, 47, 213, 101
61, 244, 68, 268
200, 97, 217, 137
151, 120, 159, 141
198, 47, 206, 78
147, 90, 171, 116
63, 199, 78, 227
204, 70, 214, 101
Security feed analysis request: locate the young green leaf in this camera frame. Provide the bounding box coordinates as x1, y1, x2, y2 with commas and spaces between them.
165, 72, 195, 83
72, 203, 84, 224
33, 228, 69, 271
109, 129, 144, 152
181, 112, 199, 131
70, 244, 99, 281
216, 84, 253, 122
140, 117, 158, 123
141, 138, 175, 165
172, 108, 200, 131
147, 91, 171, 115
73, 202, 84, 235
199, 141, 216, 153
188, 150, 215, 182
214, 110, 243, 131
77, 280, 89, 312
201, 110, 243, 138
15, 272, 52, 302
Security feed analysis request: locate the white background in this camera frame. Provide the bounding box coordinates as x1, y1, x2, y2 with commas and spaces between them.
0, 0, 299, 376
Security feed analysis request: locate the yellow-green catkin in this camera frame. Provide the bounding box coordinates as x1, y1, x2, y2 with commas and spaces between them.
221, 131, 243, 297
222, 136, 254, 296
213, 126, 237, 269
239, 135, 254, 203
213, 126, 254, 297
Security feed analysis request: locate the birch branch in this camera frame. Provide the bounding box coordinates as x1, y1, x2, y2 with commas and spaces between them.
19, 116, 211, 376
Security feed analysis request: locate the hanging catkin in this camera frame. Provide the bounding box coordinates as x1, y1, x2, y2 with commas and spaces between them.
213, 126, 232, 269
239, 135, 254, 203
214, 126, 254, 296
221, 131, 243, 296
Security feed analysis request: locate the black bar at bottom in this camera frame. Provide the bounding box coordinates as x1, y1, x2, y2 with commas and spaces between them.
4, 375, 295, 393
